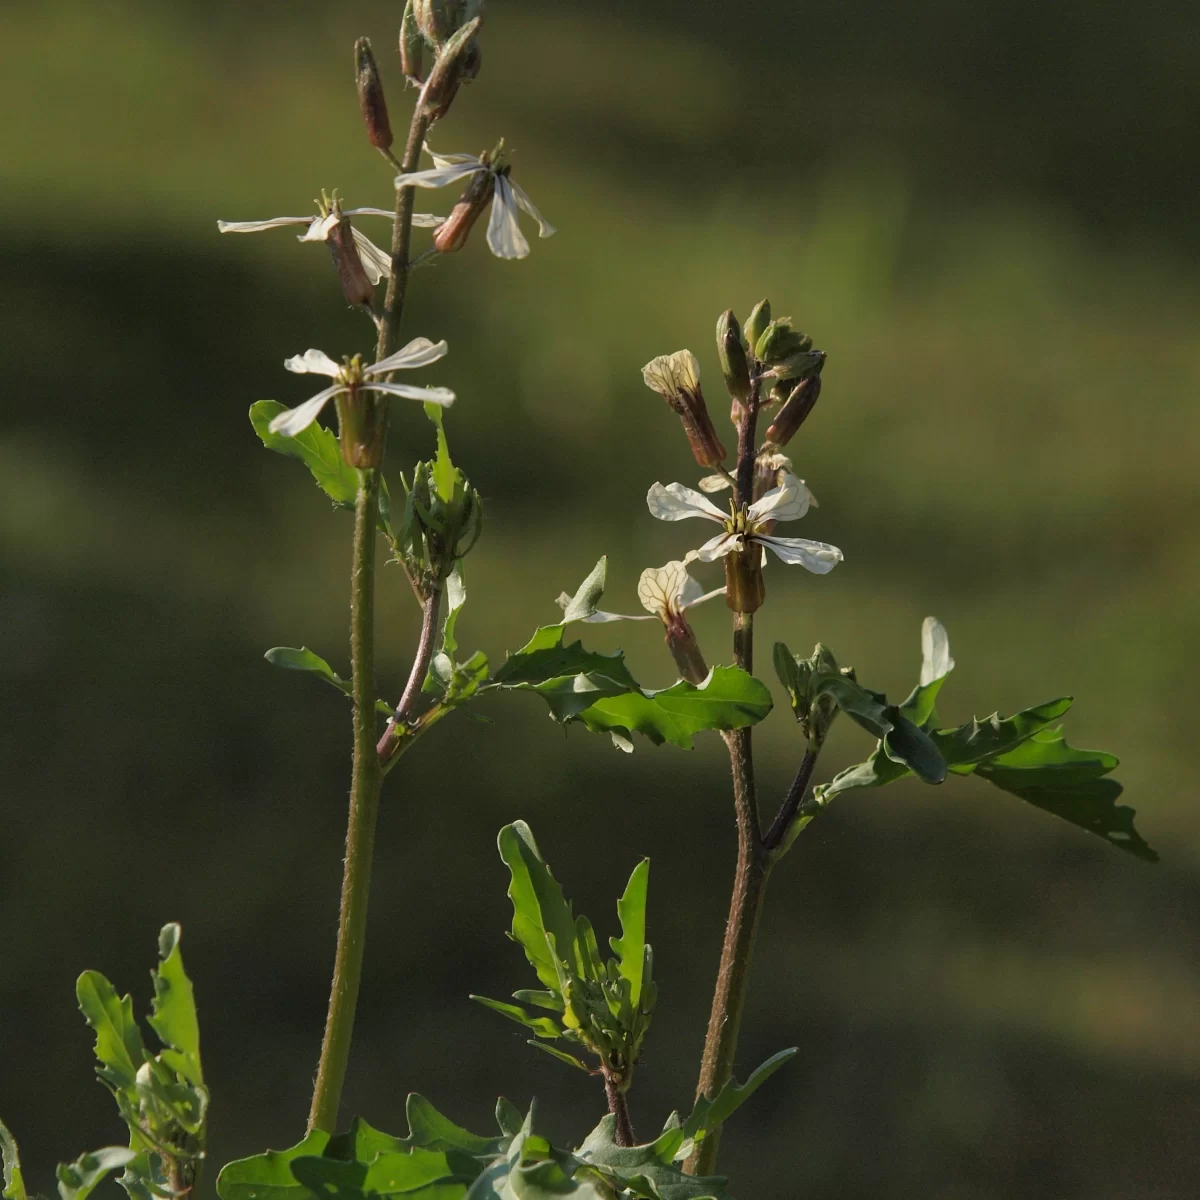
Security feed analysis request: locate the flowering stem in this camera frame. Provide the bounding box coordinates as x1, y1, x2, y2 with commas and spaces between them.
307, 103, 432, 1135
308, 469, 384, 1133
689, 393, 772, 1177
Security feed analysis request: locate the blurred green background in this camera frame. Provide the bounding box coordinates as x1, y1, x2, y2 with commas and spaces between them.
3, 1, 1199, 1197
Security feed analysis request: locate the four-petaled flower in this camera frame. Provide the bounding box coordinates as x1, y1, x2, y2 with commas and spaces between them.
646, 472, 842, 574
217, 203, 442, 284
270, 340, 455, 437
394, 144, 555, 259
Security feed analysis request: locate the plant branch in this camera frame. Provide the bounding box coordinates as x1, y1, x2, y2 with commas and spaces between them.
377, 581, 444, 766
307, 102, 432, 1136
764, 747, 819, 851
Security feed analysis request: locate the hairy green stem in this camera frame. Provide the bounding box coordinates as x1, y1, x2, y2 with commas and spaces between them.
308, 472, 384, 1133
307, 104, 432, 1135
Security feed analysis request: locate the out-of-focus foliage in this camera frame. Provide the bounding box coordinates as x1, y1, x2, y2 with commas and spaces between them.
2, 2, 1199, 1198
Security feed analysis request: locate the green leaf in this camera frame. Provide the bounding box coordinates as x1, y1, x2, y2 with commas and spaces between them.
511, 990, 564, 1013
683, 1048, 797, 1143
525, 1041, 590, 1073
934, 697, 1074, 769
494, 1099, 525, 1139
76, 972, 145, 1093
287, 1157, 367, 1200
470, 996, 563, 1039
610, 859, 649, 1008
55, 1149, 135, 1200
404, 1095, 499, 1156
975, 730, 1156, 861
497, 823, 577, 992
1, 1120, 28, 1200
816, 675, 946, 783
251, 401, 393, 536
575, 1118, 731, 1200
216, 1131, 331, 1200
490, 625, 638, 692
147, 923, 202, 1088
264, 646, 393, 715
558, 558, 609, 625
572, 667, 774, 750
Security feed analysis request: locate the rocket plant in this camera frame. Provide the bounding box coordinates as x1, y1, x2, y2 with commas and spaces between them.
0, 4, 1155, 1200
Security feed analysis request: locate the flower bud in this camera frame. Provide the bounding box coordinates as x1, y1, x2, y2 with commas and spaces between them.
663, 613, 709, 685
418, 16, 482, 121
642, 350, 727, 468
354, 38, 392, 151
765, 375, 821, 445
335, 386, 386, 469
753, 318, 810, 364
432, 166, 495, 253
400, 2, 426, 82
325, 215, 375, 307
414, 0, 461, 46
716, 310, 751, 406
724, 545, 765, 613
770, 349, 824, 382
743, 299, 771, 357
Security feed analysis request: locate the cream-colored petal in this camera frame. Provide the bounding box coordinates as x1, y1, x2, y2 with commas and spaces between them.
693, 531, 740, 562
637, 561, 686, 616
364, 381, 455, 406
268, 384, 344, 436
216, 216, 314, 233
698, 473, 731, 493
298, 213, 338, 242
395, 161, 484, 189
366, 337, 448, 375
641, 349, 700, 399
509, 179, 556, 238
747, 472, 813, 525
919, 617, 955, 686
755, 535, 842, 573
284, 349, 342, 377
351, 227, 392, 283
645, 481, 727, 523
486, 176, 531, 259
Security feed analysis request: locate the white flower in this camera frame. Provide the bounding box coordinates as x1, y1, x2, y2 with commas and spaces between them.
646, 472, 842, 574
555, 560, 724, 625
216, 206, 443, 284
394, 145, 555, 260
698, 452, 814, 501
270, 339, 454, 437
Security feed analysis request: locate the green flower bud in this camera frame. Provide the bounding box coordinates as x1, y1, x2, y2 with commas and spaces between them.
765, 375, 821, 445
354, 37, 392, 151
744, 299, 771, 356
770, 349, 824, 382
400, 1, 426, 81
715, 309, 751, 405
754, 318, 811, 364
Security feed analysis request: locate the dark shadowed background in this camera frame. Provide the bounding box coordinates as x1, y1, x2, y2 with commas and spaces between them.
2, 1, 1199, 1197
